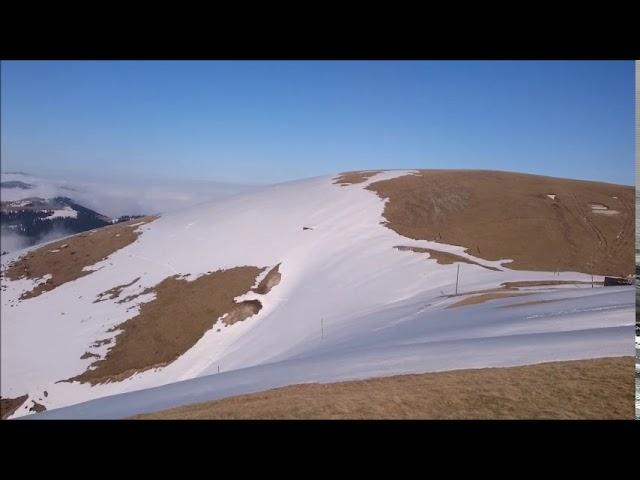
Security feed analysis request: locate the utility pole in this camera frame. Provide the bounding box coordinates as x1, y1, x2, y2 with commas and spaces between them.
455, 264, 460, 295
218, 364, 220, 374
321, 318, 324, 340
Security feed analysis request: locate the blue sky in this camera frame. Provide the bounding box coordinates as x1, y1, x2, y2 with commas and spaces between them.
0, 60, 635, 185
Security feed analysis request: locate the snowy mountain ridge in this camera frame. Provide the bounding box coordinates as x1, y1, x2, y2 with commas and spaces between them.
1, 170, 634, 419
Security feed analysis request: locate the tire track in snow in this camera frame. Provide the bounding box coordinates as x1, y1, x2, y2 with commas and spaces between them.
128, 253, 178, 275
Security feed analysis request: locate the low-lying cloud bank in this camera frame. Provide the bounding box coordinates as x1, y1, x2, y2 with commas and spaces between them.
64, 180, 257, 217
1, 230, 30, 252
1, 172, 259, 218
1, 224, 75, 254
1, 172, 261, 254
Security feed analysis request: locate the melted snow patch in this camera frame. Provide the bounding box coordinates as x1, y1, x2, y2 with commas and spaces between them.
590, 203, 619, 215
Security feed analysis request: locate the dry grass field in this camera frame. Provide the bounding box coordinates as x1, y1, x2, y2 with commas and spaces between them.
132, 357, 634, 420
66, 266, 267, 385
3, 216, 158, 299
367, 170, 634, 276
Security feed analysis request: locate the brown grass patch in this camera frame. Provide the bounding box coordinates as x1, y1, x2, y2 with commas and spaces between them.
333, 171, 382, 186
367, 170, 634, 276
500, 280, 597, 288
395, 246, 501, 271
447, 292, 530, 308
498, 299, 563, 309
0, 395, 28, 420
252, 263, 281, 294
132, 357, 634, 420
65, 266, 266, 385
2, 216, 158, 300
94, 277, 141, 303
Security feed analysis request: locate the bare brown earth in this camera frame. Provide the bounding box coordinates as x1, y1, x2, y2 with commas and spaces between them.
447, 292, 530, 308
0, 395, 28, 420
221, 300, 263, 326
117, 286, 155, 304
333, 171, 382, 186
132, 357, 634, 420
65, 266, 266, 385
446, 286, 518, 298
443, 279, 596, 303
366, 170, 634, 276
2, 216, 158, 299
29, 401, 46, 413
252, 263, 281, 294
395, 246, 501, 271
445, 278, 597, 307
94, 277, 141, 303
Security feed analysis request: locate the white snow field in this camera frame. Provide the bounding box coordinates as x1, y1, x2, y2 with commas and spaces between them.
45, 206, 78, 219
1, 171, 634, 419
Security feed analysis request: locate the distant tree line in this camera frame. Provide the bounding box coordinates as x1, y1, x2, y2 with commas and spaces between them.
113, 214, 146, 223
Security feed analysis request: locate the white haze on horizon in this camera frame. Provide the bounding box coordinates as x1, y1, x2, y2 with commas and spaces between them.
0, 172, 261, 217
1, 172, 262, 253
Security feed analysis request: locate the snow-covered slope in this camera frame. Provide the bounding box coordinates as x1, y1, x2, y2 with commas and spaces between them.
29, 286, 633, 420
1, 171, 634, 419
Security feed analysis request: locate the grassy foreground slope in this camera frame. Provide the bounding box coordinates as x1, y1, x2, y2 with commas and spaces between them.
133, 357, 634, 420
